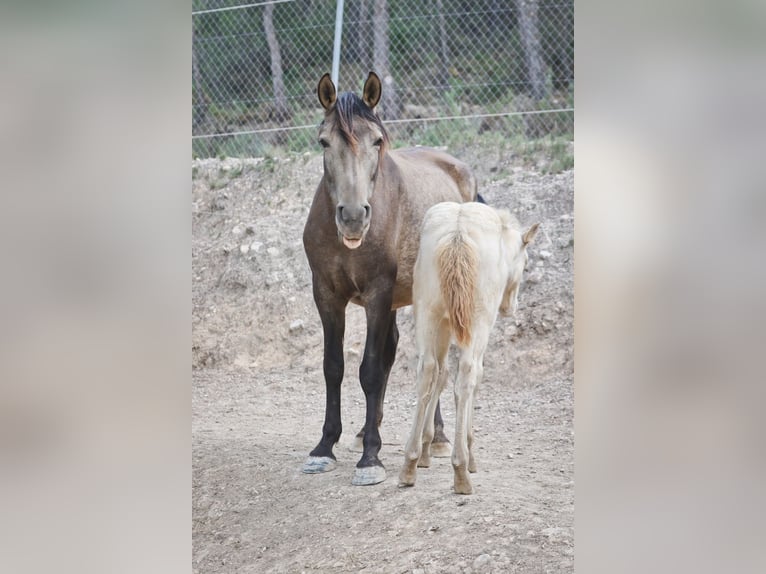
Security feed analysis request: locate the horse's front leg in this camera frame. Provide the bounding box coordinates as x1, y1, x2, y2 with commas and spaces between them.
431, 399, 452, 458
302, 289, 346, 474
350, 314, 398, 453
352, 301, 397, 485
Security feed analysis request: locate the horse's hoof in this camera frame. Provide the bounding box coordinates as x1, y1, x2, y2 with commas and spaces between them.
453, 467, 473, 494
430, 441, 452, 458
454, 483, 474, 495
302, 456, 337, 474
398, 471, 416, 488
348, 435, 364, 453
351, 465, 386, 486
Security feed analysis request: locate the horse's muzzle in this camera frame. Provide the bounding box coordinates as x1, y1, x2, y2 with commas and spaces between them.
336, 203, 371, 249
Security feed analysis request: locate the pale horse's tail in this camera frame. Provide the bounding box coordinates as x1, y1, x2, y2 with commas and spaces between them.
435, 232, 478, 346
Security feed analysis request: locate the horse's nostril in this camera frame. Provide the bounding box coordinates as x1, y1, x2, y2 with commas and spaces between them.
337, 204, 368, 225
338, 205, 353, 223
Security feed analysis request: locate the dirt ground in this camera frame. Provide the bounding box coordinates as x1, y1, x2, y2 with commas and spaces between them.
192, 144, 573, 573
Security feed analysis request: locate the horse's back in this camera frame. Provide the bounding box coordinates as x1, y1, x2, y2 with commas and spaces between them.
390, 147, 477, 202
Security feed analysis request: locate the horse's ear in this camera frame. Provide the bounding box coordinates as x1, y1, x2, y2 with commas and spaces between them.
362, 71, 382, 109
523, 223, 540, 246
317, 73, 336, 110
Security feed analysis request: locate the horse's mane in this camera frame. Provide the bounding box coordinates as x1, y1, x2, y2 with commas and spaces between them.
331, 92, 389, 152
497, 208, 522, 232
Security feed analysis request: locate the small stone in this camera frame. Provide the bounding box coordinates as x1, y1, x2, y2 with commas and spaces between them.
289, 319, 304, 332
232, 223, 246, 236
539, 249, 552, 259
251, 241, 263, 252
267, 247, 279, 256
239, 244, 250, 254
526, 271, 543, 284
473, 554, 492, 570
559, 213, 572, 221
541, 527, 567, 540
413, 569, 426, 574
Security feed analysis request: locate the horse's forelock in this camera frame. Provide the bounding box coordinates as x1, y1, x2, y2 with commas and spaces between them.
331, 92, 389, 153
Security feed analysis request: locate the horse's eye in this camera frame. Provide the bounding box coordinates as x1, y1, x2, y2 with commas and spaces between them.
373, 137, 383, 147
319, 139, 330, 149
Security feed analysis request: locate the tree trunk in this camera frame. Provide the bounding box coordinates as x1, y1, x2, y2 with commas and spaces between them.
355, 0, 370, 67
263, 4, 291, 122
434, 0, 449, 88
515, 0, 547, 101
373, 0, 399, 120
192, 26, 208, 131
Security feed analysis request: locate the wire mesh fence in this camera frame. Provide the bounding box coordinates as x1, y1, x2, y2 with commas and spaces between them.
192, 0, 573, 159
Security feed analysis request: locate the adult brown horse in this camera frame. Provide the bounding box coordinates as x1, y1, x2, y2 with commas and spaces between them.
302, 72, 480, 485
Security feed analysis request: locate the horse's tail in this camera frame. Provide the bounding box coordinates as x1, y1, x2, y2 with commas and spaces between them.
436, 233, 478, 346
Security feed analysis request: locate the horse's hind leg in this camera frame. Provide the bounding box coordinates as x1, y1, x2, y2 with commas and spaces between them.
430, 328, 453, 458
418, 318, 451, 468
452, 329, 488, 494
452, 353, 477, 494
399, 345, 438, 487
351, 314, 398, 453
467, 357, 483, 474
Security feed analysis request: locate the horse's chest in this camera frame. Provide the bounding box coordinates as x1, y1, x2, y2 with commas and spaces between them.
325, 252, 396, 302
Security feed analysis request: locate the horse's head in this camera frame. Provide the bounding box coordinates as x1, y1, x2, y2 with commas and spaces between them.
499, 217, 540, 317
316, 72, 389, 250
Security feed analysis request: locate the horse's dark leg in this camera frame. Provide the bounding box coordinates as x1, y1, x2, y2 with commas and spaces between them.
378, 312, 399, 419
351, 312, 398, 452
352, 299, 395, 485
302, 289, 346, 474
431, 400, 452, 457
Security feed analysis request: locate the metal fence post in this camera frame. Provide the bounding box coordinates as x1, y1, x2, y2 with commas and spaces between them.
331, 0, 345, 86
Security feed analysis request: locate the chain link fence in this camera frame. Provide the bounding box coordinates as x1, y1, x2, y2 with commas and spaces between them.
192, 0, 573, 159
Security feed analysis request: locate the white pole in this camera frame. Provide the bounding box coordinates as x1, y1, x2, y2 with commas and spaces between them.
331, 0, 345, 86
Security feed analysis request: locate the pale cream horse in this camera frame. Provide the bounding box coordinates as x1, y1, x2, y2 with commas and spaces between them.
398, 201, 539, 494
